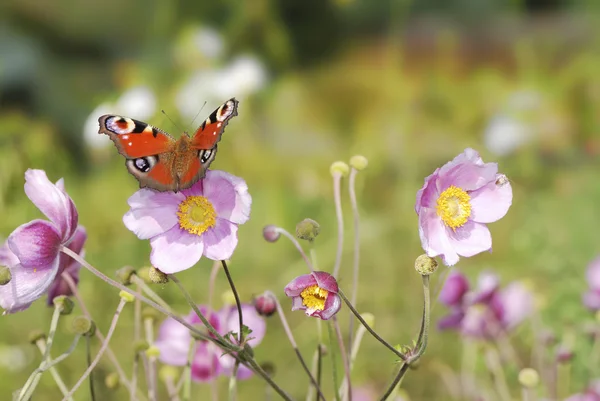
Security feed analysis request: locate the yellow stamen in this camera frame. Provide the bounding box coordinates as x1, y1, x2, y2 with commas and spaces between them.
436, 185, 471, 230
177, 196, 217, 236
300, 285, 329, 311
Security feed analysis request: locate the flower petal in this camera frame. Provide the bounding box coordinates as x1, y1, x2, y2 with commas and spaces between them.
438, 149, 498, 192
24, 169, 77, 240
418, 208, 459, 266
447, 221, 492, 258
0, 241, 20, 267
313, 271, 339, 294
8, 220, 62, 269
123, 190, 182, 239
150, 227, 204, 273
319, 293, 341, 320
191, 342, 220, 382
437, 309, 464, 331
469, 175, 512, 223
284, 274, 317, 297
586, 256, 600, 291
220, 304, 266, 347
0, 257, 60, 313
202, 219, 238, 261
290, 295, 305, 311
202, 170, 252, 224
439, 270, 469, 306
415, 169, 440, 212
155, 317, 193, 366
48, 226, 87, 305
218, 353, 254, 380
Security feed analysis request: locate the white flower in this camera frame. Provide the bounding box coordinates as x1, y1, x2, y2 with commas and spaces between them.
83, 102, 113, 150
484, 114, 532, 156
116, 86, 157, 121
193, 27, 224, 60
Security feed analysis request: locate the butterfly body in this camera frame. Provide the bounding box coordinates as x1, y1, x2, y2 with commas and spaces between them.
98, 98, 238, 192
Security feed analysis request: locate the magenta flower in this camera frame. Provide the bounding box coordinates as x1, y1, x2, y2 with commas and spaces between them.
284, 271, 341, 320
155, 303, 266, 382
47, 226, 87, 305
583, 256, 600, 311
415, 148, 512, 266
123, 170, 251, 274
0, 170, 82, 313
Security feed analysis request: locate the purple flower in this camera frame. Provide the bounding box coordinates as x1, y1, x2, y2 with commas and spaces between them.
439, 270, 470, 306
47, 226, 87, 305
415, 148, 512, 266
123, 170, 251, 274
284, 271, 341, 320
155, 303, 266, 382
583, 256, 600, 311
0, 170, 82, 313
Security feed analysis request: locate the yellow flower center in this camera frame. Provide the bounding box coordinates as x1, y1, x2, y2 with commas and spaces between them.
300, 285, 329, 311
177, 196, 217, 236
436, 185, 471, 230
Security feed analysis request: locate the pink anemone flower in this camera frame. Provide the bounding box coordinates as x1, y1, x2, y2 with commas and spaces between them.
284, 271, 341, 320
123, 170, 251, 274
415, 148, 512, 266
0, 170, 83, 313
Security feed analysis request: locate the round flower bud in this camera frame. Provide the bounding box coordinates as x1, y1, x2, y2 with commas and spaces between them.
263, 225, 280, 242
104, 372, 120, 390
296, 218, 320, 242
414, 255, 438, 276
518, 368, 540, 388
360, 313, 375, 328
28, 330, 46, 345
119, 290, 136, 303
115, 266, 136, 286
142, 307, 161, 321
0, 266, 11, 286
254, 292, 277, 317
145, 345, 161, 358
53, 295, 74, 315
349, 155, 368, 171
134, 340, 149, 353
72, 316, 96, 336
330, 161, 350, 177
149, 266, 169, 284
136, 266, 152, 283
159, 366, 178, 383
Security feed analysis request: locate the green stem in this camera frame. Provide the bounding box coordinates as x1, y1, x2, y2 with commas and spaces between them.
34, 338, 73, 401
333, 317, 351, 401
331, 173, 344, 278
221, 260, 244, 344
328, 323, 341, 401
228, 361, 240, 401
347, 167, 361, 354
86, 337, 96, 401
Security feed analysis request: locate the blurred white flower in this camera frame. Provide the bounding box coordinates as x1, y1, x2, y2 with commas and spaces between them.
484, 114, 532, 156
176, 55, 267, 120
83, 102, 114, 150
116, 86, 157, 121
193, 27, 224, 60
0, 344, 30, 372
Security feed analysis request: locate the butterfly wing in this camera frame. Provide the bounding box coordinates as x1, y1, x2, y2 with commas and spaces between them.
98, 115, 180, 191
173, 98, 239, 190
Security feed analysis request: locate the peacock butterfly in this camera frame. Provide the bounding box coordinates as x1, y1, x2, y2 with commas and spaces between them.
98, 98, 238, 192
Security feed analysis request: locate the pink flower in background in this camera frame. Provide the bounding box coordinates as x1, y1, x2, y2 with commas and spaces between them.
155, 304, 266, 382
47, 226, 87, 305
415, 148, 512, 266
123, 170, 251, 274
284, 271, 341, 320
565, 380, 600, 401
583, 256, 600, 311
0, 170, 84, 313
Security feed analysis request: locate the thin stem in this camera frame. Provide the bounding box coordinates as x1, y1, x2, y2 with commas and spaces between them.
144, 317, 157, 401
229, 361, 240, 401
333, 317, 351, 401
221, 260, 244, 344
267, 291, 326, 400
378, 363, 410, 401
246, 358, 294, 401
131, 274, 173, 312
18, 305, 62, 401
317, 345, 324, 401
338, 290, 406, 361
34, 339, 72, 401
347, 167, 361, 353
332, 173, 344, 278
340, 318, 369, 399
131, 282, 142, 401
62, 273, 139, 399
86, 337, 96, 401
485, 345, 512, 401
169, 274, 238, 351
275, 227, 315, 272
62, 298, 127, 400
180, 339, 197, 401
328, 323, 341, 401
165, 375, 181, 401
461, 340, 477, 399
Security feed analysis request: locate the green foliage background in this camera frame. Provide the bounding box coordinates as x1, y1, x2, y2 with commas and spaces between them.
1, 0, 599, 399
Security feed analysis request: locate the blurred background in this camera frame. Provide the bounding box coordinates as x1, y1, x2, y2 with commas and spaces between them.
1, 0, 600, 399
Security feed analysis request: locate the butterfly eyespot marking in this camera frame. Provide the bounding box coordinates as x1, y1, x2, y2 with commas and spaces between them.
216, 101, 235, 122
199, 149, 213, 164
127, 156, 158, 174
106, 116, 135, 134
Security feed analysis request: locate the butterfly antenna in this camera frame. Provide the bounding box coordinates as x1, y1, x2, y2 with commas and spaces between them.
187, 101, 207, 132
161, 109, 185, 133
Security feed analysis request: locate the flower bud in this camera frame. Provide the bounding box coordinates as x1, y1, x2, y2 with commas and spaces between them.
0, 266, 11, 286
145, 345, 161, 358
414, 255, 438, 276
53, 295, 74, 315
159, 366, 178, 383
263, 225, 280, 242
119, 290, 135, 303
134, 339, 149, 353
149, 266, 169, 284
254, 292, 277, 317
330, 161, 350, 177
28, 330, 46, 345
518, 368, 540, 388
116, 266, 136, 286
296, 218, 320, 242
136, 266, 152, 283
104, 372, 120, 389
72, 316, 96, 336
349, 155, 368, 171
556, 344, 574, 364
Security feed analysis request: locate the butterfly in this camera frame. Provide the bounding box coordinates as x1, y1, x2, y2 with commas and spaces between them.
98, 98, 238, 192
